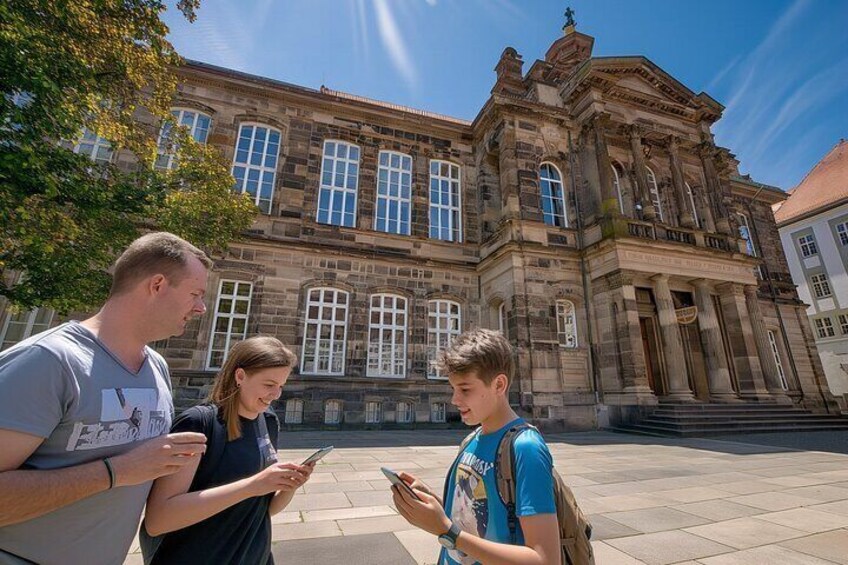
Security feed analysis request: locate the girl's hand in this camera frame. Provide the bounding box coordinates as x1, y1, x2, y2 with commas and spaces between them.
248, 462, 309, 496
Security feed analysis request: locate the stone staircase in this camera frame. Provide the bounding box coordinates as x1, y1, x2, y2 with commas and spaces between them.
613, 401, 848, 437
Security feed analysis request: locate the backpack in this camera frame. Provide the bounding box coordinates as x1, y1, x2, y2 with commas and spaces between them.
139, 404, 278, 565
444, 422, 594, 565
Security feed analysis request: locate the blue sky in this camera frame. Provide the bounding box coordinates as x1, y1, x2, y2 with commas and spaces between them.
164, 0, 848, 191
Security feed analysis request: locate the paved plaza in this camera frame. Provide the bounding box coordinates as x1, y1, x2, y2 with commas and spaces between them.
125, 430, 848, 564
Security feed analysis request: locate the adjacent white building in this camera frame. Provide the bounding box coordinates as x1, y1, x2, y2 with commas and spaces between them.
774, 140, 848, 399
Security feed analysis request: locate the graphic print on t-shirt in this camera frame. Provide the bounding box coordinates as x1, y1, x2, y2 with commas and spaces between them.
65, 388, 169, 451
448, 451, 493, 564
257, 433, 278, 467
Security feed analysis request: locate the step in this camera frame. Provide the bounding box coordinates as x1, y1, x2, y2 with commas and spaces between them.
613, 422, 848, 437
644, 414, 846, 423
639, 417, 848, 427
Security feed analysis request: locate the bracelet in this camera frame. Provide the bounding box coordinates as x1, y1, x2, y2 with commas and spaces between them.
103, 457, 116, 489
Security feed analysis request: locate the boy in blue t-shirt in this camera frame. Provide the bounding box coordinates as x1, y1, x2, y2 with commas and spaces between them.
392, 329, 561, 565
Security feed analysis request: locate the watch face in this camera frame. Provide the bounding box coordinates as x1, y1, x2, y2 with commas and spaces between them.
438, 535, 455, 550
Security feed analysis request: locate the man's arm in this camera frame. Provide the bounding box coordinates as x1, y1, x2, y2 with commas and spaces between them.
0, 428, 207, 527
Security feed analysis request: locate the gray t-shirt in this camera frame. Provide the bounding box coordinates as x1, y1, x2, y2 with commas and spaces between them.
0, 322, 173, 565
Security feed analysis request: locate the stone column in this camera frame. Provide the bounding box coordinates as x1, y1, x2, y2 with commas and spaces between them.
627, 125, 657, 221
616, 274, 654, 395
692, 279, 739, 402
594, 116, 620, 218
697, 187, 716, 233
699, 143, 732, 235
668, 137, 696, 228
744, 285, 791, 399
716, 282, 770, 398
652, 274, 695, 401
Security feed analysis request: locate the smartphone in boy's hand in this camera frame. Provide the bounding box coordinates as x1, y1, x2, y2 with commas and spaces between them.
381, 467, 422, 501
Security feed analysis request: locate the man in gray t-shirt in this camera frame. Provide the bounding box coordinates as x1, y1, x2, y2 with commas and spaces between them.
0, 233, 212, 565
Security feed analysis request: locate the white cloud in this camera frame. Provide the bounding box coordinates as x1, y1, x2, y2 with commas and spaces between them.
373, 0, 418, 90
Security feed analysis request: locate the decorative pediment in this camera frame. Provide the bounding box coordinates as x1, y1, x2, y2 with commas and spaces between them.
560, 57, 723, 123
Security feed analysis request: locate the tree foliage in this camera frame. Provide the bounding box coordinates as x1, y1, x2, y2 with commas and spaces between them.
0, 0, 255, 313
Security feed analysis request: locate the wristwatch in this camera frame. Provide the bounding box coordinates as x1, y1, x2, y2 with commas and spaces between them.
437, 522, 461, 550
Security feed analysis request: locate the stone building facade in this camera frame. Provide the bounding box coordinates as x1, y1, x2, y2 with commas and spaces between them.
1, 23, 840, 429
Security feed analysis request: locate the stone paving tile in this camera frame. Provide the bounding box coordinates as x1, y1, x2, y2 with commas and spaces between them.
590, 541, 648, 564
649, 486, 729, 504
712, 479, 782, 495
394, 529, 441, 565
602, 507, 711, 534
587, 514, 643, 540
271, 519, 342, 541
755, 507, 848, 533
272, 532, 416, 565
270, 510, 301, 525
302, 504, 397, 523
337, 514, 417, 536
697, 544, 837, 564
346, 488, 397, 508
781, 484, 848, 502
671, 499, 766, 521
810, 499, 848, 517
683, 516, 808, 550
727, 491, 813, 511
283, 492, 352, 512
606, 530, 734, 565
779, 529, 848, 564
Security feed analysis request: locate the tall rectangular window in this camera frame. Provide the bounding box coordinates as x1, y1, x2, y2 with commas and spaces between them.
430, 402, 446, 423
324, 400, 342, 424
737, 214, 756, 256
427, 300, 461, 379
74, 128, 113, 164
766, 330, 789, 390
365, 401, 382, 424
798, 234, 818, 257
317, 141, 360, 227
156, 108, 211, 170
301, 288, 349, 375
556, 300, 578, 348
837, 222, 848, 246
232, 123, 281, 214
429, 160, 462, 242
366, 294, 407, 378
0, 307, 54, 351
540, 163, 567, 227
284, 399, 303, 424
811, 273, 832, 298
815, 317, 835, 339
207, 280, 252, 369
646, 167, 664, 223
840, 314, 848, 335
396, 401, 414, 423
375, 151, 412, 235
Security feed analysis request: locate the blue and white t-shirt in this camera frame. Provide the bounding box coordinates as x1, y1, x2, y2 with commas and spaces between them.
440, 418, 556, 565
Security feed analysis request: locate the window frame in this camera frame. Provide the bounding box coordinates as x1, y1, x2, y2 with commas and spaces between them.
374, 150, 412, 235
317, 140, 360, 228
231, 122, 282, 214
685, 182, 700, 227
155, 108, 212, 170
556, 300, 578, 348
73, 127, 113, 164
540, 162, 568, 228
324, 400, 342, 424
427, 299, 462, 379
810, 273, 833, 299
430, 402, 446, 423
798, 234, 818, 258
396, 401, 414, 424
284, 399, 304, 424
206, 280, 253, 370
300, 287, 350, 376
0, 307, 54, 351
645, 166, 664, 222
365, 401, 382, 424
366, 293, 408, 379
836, 222, 848, 246
814, 317, 836, 339
428, 160, 462, 242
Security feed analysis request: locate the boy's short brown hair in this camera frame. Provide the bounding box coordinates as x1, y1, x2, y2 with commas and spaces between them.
109, 232, 212, 296
435, 328, 514, 386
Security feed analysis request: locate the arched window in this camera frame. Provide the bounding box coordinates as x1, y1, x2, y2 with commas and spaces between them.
540, 163, 567, 227
611, 163, 625, 214
556, 300, 578, 348
685, 182, 700, 227
427, 299, 461, 379
155, 108, 212, 170
645, 167, 663, 222
232, 123, 281, 214
375, 151, 412, 235
318, 140, 360, 227
366, 293, 407, 378
301, 287, 349, 375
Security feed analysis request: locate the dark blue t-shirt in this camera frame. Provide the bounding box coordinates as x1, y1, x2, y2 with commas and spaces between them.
440, 419, 556, 565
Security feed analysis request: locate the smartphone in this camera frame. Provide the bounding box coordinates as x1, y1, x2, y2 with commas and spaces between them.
381, 467, 422, 501
301, 446, 334, 465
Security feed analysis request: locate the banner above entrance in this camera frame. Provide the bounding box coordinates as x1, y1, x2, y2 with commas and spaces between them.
675, 306, 698, 324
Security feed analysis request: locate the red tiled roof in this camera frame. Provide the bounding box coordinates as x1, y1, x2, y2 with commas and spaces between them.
774, 139, 848, 225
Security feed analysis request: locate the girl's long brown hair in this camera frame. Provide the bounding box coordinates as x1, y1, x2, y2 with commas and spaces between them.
208, 336, 297, 441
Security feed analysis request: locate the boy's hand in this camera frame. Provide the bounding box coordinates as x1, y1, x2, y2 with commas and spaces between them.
392, 484, 451, 536
397, 471, 433, 496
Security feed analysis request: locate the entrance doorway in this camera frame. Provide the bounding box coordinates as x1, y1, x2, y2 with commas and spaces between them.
639, 316, 665, 396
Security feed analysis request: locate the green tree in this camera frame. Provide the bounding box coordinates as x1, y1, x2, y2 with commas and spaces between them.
0, 0, 256, 313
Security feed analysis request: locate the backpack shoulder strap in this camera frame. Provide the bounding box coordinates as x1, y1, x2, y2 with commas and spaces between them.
192, 403, 227, 489
495, 422, 535, 544
441, 428, 481, 505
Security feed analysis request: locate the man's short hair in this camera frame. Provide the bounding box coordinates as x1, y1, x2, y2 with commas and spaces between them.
435, 328, 514, 387
109, 232, 212, 296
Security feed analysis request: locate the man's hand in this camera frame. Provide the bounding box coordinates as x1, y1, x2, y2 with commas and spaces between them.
110, 432, 207, 487
392, 483, 451, 536
397, 471, 434, 496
